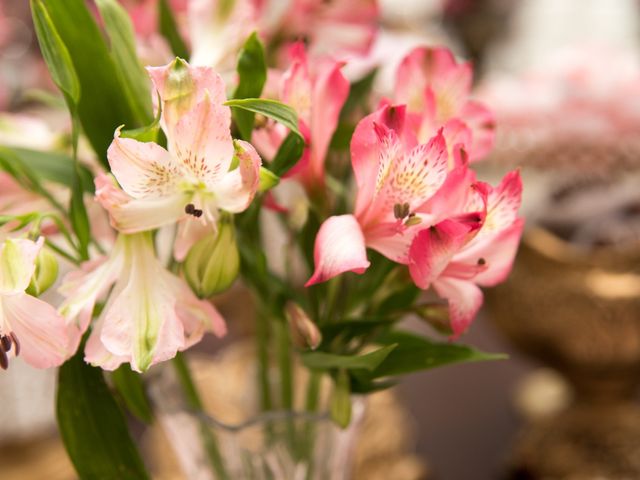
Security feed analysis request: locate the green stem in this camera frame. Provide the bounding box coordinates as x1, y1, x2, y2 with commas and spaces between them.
302, 371, 322, 478
172, 353, 230, 480
256, 311, 272, 412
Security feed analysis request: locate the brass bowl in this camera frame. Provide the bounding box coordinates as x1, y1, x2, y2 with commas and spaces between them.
485, 227, 640, 479
486, 227, 640, 400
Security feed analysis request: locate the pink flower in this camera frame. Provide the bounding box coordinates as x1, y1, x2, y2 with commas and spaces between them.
408, 171, 524, 336
97, 59, 261, 260
58, 233, 226, 372
0, 237, 70, 369
395, 46, 495, 162
306, 104, 458, 285
253, 43, 349, 193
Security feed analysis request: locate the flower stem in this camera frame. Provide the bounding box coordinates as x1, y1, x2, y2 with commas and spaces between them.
172, 353, 230, 480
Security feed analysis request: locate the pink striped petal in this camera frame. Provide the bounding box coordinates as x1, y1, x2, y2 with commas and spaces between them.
215, 140, 262, 213
306, 215, 370, 286
107, 128, 178, 199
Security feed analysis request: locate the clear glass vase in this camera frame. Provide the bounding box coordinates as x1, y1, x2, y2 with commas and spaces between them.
148, 363, 366, 480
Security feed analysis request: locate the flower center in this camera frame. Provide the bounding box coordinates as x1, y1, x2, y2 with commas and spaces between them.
0, 332, 20, 370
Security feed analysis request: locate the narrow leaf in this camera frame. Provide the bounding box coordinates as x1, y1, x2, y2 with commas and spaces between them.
30, 0, 80, 103
269, 131, 305, 176
57, 352, 150, 479
35, 0, 144, 166
158, 0, 189, 58
112, 365, 154, 424
372, 330, 507, 378
95, 0, 153, 124
224, 98, 302, 139
69, 165, 90, 260
232, 32, 267, 139
302, 344, 397, 372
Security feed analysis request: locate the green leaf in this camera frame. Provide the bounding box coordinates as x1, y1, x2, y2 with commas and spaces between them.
30, 0, 80, 104
111, 365, 154, 424
330, 369, 351, 428
0, 146, 93, 191
33, 0, 145, 167
121, 96, 164, 144
57, 352, 150, 480
224, 98, 302, 139
269, 131, 305, 176
233, 32, 267, 140
158, 0, 189, 58
95, 0, 153, 124
302, 344, 397, 372
372, 330, 507, 378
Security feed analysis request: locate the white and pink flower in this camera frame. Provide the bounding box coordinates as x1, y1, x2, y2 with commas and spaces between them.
58, 233, 226, 372
97, 58, 261, 260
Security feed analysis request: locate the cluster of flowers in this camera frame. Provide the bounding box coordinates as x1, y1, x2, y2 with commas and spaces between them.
0, 1, 522, 374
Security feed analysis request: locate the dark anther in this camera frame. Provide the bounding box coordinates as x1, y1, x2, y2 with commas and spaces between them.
393, 202, 410, 220
477, 257, 486, 266
0, 349, 7, 370
11, 332, 20, 356
185, 203, 195, 215
193, 209, 203, 218
1, 335, 12, 353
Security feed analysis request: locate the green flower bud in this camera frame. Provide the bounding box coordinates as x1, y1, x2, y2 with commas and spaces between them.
26, 247, 58, 297
184, 218, 240, 298
413, 303, 452, 335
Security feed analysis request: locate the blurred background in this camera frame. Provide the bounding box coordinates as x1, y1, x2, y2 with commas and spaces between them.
2, 0, 640, 478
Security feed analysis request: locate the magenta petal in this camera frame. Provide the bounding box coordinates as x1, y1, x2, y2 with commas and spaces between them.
306, 215, 370, 287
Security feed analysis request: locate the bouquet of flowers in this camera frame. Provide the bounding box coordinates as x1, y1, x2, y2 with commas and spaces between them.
0, 0, 523, 478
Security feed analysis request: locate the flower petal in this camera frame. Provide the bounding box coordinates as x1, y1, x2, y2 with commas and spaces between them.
171, 98, 234, 188
306, 215, 370, 286
408, 218, 480, 289
433, 277, 483, 338
0, 237, 42, 295
281, 42, 313, 125
482, 170, 523, 235
3, 293, 70, 368
460, 100, 496, 162
214, 140, 262, 213
107, 128, 179, 199
96, 173, 189, 233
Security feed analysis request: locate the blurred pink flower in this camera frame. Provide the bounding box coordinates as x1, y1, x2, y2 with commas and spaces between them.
253, 42, 349, 194
395, 46, 495, 162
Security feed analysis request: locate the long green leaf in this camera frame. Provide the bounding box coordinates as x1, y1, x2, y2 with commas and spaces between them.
111, 365, 154, 424
30, 0, 80, 104
232, 32, 267, 140
330, 369, 351, 428
57, 352, 150, 479
35, 0, 143, 166
302, 344, 397, 372
372, 330, 507, 378
95, 0, 152, 124
224, 98, 302, 139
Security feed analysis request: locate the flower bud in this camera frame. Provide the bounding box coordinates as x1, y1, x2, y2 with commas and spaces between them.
184, 218, 240, 298
286, 302, 322, 350
26, 247, 58, 297
413, 303, 452, 335
160, 58, 198, 128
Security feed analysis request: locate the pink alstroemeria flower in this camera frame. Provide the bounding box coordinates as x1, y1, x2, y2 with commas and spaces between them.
97, 59, 261, 260
0, 237, 70, 369
306, 104, 463, 286
58, 233, 226, 372
395, 46, 495, 162
408, 171, 524, 336
253, 42, 349, 193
